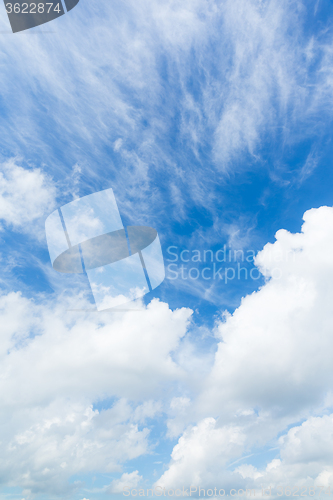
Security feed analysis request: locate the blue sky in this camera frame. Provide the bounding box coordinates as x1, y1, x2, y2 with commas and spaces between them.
1, 0, 333, 499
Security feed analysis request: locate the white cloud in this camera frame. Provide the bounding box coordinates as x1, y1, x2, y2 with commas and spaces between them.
198, 206, 333, 419
157, 418, 245, 488
157, 206, 333, 488
231, 414, 333, 490
279, 415, 333, 465
0, 295, 192, 494
113, 139, 123, 152
108, 470, 143, 494
0, 159, 56, 235
236, 464, 263, 480
2, 401, 149, 495
0, 297, 191, 406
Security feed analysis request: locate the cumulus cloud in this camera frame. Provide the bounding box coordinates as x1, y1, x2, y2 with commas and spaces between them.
0, 296, 192, 406
233, 414, 333, 491
198, 206, 333, 419
157, 418, 245, 488
158, 206, 333, 489
3, 401, 149, 496
0, 159, 56, 234
0, 295, 192, 494
108, 470, 143, 493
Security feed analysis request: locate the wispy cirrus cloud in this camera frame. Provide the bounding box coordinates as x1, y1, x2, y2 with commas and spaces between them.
0, 0, 332, 223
